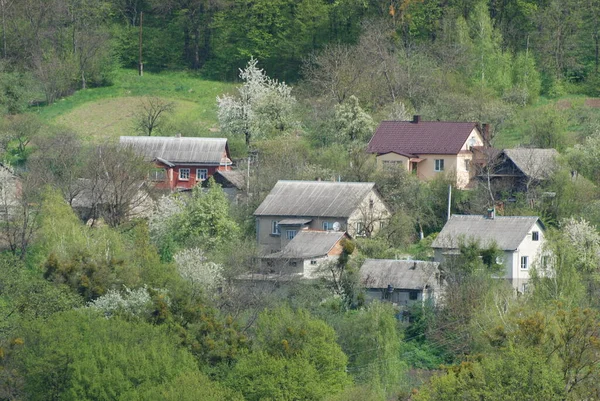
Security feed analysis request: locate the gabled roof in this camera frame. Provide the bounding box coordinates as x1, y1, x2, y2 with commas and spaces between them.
431, 215, 543, 251
254, 180, 376, 218
367, 120, 480, 156
503, 148, 559, 180
360, 259, 440, 290
120, 136, 230, 165
265, 231, 348, 259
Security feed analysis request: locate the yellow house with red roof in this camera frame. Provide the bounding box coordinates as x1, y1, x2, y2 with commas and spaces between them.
367, 116, 488, 189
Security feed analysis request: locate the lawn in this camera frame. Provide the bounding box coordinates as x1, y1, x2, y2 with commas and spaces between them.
32, 68, 237, 140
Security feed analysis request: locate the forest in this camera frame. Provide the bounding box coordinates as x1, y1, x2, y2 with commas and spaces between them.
2, 0, 600, 400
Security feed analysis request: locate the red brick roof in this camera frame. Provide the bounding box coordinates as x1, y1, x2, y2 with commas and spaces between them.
367, 120, 480, 156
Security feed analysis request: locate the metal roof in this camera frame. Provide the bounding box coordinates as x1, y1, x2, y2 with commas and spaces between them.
360, 259, 440, 290
119, 136, 230, 165
367, 120, 479, 156
265, 230, 348, 259
431, 214, 543, 251
503, 148, 559, 180
212, 170, 245, 189
278, 219, 312, 225
254, 180, 376, 218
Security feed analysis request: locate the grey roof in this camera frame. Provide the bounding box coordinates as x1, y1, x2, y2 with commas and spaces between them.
254, 180, 376, 218
213, 169, 245, 189
431, 215, 543, 251
120, 136, 230, 165
504, 148, 559, 180
360, 259, 440, 290
265, 231, 348, 259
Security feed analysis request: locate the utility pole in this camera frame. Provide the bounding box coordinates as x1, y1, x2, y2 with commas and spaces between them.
138, 11, 143, 76
447, 184, 452, 222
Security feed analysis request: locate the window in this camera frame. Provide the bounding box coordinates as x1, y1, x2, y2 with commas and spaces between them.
286, 230, 297, 240
323, 221, 333, 231
271, 221, 280, 235
356, 221, 365, 236
532, 231, 539, 241
150, 168, 166, 181
196, 169, 208, 181
409, 291, 418, 300
179, 168, 190, 180
520, 256, 529, 270
383, 160, 401, 170
310, 260, 317, 265
464, 159, 471, 172
434, 159, 444, 172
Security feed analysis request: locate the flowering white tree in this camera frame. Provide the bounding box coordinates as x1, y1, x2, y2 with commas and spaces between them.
562, 217, 600, 273
174, 248, 224, 296
217, 58, 298, 146
334, 95, 375, 143
88, 286, 153, 318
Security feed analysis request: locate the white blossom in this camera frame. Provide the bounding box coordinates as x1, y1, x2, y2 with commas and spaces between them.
88, 286, 152, 317
174, 247, 224, 294
148, 194, 184, 243
217, 58, 298, 144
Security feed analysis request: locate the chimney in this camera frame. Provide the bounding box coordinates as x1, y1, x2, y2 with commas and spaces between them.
485, 207, 495, 220
412, 115, 421, 124
176, 133, 182, 138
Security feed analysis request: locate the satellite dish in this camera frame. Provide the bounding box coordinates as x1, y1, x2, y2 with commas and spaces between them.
469, 137, 477, 147
332, 222, 341, 232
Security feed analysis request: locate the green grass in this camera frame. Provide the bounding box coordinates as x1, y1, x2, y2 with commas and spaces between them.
31, 68, 236, 140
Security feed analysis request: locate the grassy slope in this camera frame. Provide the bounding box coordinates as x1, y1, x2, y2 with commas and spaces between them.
32, 69, 236, 140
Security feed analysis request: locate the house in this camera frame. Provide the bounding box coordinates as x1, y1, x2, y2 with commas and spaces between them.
261, 230, 351, 278
360, 259, 442, 307
70, 178, 154, 224
431, 213, 546, 292
479, 148, 559, 194
367, 115, 487, 189
254, 180, 390, 254
119, 136, 233, 191
202, 169, 246, 202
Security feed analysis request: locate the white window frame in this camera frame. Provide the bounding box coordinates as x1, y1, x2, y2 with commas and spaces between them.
356, 221, 365, 236
196, 168, 208, 181
286, 230, 297, 240
434, 159, 444, 172
271, 220, 280, 235
520, 256, 529, 270
532, 231, 539, 241
323, 221, 333, 231
179, 168, 190, 180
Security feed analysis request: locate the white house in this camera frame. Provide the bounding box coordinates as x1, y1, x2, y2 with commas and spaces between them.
431, 213, 546, 292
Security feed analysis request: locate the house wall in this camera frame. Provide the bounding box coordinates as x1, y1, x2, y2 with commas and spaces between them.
153, 161, 231, 191
364, 288, 431, 307
256, 217, 350, 253
508, 221, 545, 292
376, 153, 410, 170
347, 189, 390, 237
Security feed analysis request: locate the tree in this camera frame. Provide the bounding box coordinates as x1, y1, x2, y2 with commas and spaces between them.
84, 142, 152, 226
17, 309, 236, 400
135, 96, 175, 136
149, 180, 240, 256
334, 95, 375, 144
217, 58, 298, 146
226, 306, 351, 400
0, 113, 43, 165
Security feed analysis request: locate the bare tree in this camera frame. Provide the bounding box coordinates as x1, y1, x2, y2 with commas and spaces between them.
27, 130, 85, 204
0, 166, 40, 259
82, 143, 152, 226
135, 96, 175, 136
